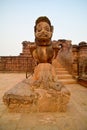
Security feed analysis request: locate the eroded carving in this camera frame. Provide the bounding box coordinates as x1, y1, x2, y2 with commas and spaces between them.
3, 16, 70, 112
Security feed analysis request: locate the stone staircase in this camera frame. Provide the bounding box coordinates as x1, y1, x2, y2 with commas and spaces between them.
52, 59, 77, 85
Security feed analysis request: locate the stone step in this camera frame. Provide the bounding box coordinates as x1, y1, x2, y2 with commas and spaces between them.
55, 65, 63, 67
52, 59, 62, 67
56, 71, 69, 74
56, 68, 66, 71
54, 60, 77, 85
58, 79, 77, 85
57, 74, 72, 79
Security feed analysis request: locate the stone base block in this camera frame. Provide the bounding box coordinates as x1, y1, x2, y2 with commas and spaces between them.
3, 79, 70, 112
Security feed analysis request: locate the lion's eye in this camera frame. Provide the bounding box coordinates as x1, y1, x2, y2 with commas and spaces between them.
38, 29, 41, 32
45, 27, 50, 31
37, 26, 42, 32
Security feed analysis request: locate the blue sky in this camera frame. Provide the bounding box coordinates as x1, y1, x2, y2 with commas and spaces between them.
0, 0, 87, 56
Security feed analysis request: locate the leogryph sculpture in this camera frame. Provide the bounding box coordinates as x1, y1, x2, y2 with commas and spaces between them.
3, 16, 70, 112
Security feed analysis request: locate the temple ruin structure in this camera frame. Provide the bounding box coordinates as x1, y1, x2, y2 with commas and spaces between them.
0, 40, 87, 86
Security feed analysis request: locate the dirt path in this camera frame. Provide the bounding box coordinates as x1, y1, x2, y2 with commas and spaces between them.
0, 73, 87, 130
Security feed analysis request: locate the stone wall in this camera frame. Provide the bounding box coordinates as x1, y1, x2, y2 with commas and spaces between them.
0, 41, 36, 73
20, 41, 35, 57
0, 56, 35, 73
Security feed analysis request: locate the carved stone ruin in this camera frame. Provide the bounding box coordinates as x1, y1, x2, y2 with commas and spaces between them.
3, 16, 70, 112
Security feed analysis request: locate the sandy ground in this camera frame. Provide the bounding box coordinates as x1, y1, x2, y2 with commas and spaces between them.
0, 73, 87, 130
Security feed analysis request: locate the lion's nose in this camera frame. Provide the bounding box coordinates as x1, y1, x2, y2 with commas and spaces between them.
41, 30, 47, 35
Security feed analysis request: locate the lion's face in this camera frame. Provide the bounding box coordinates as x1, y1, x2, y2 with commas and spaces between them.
35, 22, 53, 42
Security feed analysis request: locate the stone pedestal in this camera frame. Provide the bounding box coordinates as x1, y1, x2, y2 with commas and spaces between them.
3, 63, 70, 112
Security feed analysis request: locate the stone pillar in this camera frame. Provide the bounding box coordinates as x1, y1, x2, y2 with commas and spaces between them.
72, 45, 79, 78
78, 42, 87, 79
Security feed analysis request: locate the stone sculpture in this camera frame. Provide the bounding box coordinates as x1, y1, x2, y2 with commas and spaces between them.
33, 16, 54, 64
3, 16, 70, 112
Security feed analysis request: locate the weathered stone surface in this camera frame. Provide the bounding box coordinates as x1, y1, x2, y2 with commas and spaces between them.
3, 80, 38, 112
72, 42, 87, 86
3, 63, 70, 112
